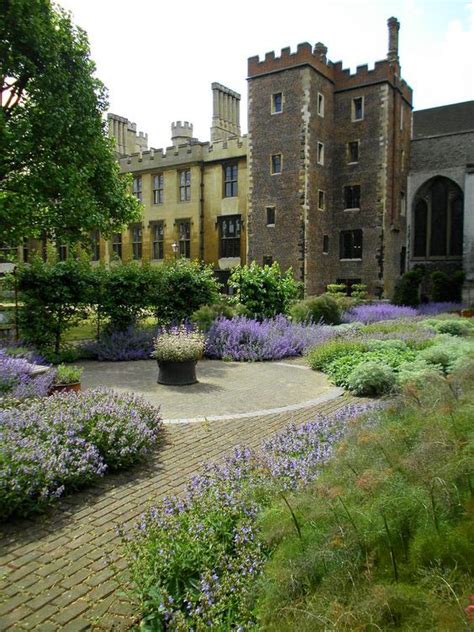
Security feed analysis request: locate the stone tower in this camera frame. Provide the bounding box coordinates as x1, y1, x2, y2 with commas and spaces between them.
247, 17, 412, 298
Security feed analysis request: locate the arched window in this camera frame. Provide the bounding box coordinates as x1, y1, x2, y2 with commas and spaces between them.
413, 199, 428, 257
412, 177, 463, 259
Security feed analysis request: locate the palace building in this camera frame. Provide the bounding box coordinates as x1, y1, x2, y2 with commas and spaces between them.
2, 17, 472, 302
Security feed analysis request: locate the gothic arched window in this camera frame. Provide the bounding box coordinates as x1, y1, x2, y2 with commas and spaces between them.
412, 177, 463, 259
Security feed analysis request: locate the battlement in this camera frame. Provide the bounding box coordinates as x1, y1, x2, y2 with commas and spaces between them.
248, 17, 412, 102
332, 57, 412, 102
117, 135, 247, 173
172, 120, 193, 131
248, 41, 333, 82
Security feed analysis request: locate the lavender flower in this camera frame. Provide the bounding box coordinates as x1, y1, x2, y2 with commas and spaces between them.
124, 400, 381, 630
80, 326, 155, 361
0, 388, 162, 519
0, 350, 54, 401
205, 315, 338, 361
343, 303, 418, 324
416, 302, 462, 316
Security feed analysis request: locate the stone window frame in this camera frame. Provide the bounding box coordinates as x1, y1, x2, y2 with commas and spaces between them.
152, 173, 164, 205
351, 96, 364, 122
339, 229, 363, 261
412, 177, 463, 260
176, 218, 191, 258
343, 184, 361, 211
223, 163, 238, 198
58, 244, 68, 261
317, 92, 325, 118
347, 140, 360, 164
270, 153, 282, 175
318, 190, 326, 211
218, 215, 241, 258
90, 229, 100, 262
271, 92, 283, 115
130, 223, 143, 260
150, 220, 164, 260
323, 235, 329, 254
266, 206, 276, 226
132, 175, 142, 202
111, 232, 122, 260
178, 169, 191, 202
317, 141, 325, 166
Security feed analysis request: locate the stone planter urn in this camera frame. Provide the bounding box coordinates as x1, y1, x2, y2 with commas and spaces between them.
152, 326, 205, 387
157, 360, 198, 386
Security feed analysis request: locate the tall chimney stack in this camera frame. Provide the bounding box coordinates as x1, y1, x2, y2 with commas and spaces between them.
210, 83, 241, 142
387, 17, 400, 62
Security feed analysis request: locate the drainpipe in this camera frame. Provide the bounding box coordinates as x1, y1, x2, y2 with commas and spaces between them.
199, 164, 205, 261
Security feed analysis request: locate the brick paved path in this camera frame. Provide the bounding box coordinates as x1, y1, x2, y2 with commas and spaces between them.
0, 394, 358, 631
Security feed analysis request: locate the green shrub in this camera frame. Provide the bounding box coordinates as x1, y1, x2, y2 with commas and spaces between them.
229, 262, 301, 320
290, 294, 341, 325
15, 255, 98, 353
351, 283, 368, 300
54, 364, 83, 385
397, 358, 443, 388
419, 337, 474, 373
431, 269, 464, 302
393, 268, 423, 306
326, 283, 346, 296
420, 317, 472, 337
305, 339, 367, 371
97, 262, 157, 332
154, 259, 221, 323
347, 361, 396, 396
325, 347, 417, 387
190, 300, 236, 332
325, 352, 366, 386
365, 339, 408, 352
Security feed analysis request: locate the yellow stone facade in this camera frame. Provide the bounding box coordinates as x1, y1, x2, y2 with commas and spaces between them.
104, 84, 248, 277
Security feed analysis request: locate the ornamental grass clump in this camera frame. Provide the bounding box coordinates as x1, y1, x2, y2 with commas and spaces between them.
256, 370, 474, 631
0, 388, 162, 519
152, 325, 205, 362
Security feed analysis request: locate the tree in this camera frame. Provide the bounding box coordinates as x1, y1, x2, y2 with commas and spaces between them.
0, 0, 140, 246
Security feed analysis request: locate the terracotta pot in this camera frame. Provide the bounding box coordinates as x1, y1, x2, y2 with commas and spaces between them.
50, 382, 81, 395
157, 360, 197, 385
461, 309, 474, 318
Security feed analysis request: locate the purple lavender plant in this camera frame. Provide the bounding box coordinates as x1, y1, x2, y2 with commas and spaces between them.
0, 388, 162, 519
0, 350, 54, 400
343, 303, 418, 324
80, 326, 156, 361
416, 302, 463, 316
205, 315, 337, 361
124, 400, 381, 630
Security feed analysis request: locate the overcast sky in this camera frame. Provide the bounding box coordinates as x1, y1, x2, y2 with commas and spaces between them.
56, 0, 474, 149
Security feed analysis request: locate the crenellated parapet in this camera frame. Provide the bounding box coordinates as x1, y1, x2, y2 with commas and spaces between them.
248, 18, 412, 103
248, 41, 333, 82
118, 135, 247, 173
